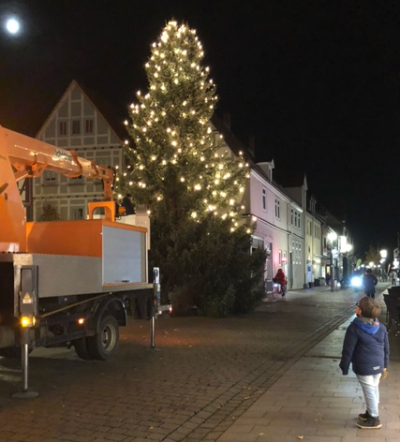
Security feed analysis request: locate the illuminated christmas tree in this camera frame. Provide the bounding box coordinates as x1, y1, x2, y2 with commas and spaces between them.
118, 20, 248, 224
118, 21, 266, 315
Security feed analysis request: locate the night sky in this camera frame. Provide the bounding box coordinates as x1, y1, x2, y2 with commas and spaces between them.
1, 0, 400, 257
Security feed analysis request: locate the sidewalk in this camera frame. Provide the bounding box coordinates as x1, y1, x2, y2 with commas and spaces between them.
217, 288, 400, 442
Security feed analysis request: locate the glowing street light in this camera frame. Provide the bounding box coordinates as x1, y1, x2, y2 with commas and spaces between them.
327, 231, 338, 242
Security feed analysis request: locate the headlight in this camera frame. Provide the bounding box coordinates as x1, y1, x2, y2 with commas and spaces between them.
351, 276, 362, 288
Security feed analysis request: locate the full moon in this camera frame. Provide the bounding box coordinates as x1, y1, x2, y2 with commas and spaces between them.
5, 18, 20, 35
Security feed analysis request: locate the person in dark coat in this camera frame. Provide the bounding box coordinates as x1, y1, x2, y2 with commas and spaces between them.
273, 268, 287, 297
339, 296, 389, 430
121, 193, 135, 215
362, 268, 378, 298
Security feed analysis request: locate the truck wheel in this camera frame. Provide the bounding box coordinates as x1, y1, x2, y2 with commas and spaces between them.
87, 315, 119, 360
73, 338, 92, 360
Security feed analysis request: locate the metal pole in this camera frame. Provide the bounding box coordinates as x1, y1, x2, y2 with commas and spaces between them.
330, 250, 334, 292
150, 315, 155, 349
22, 340, 29, 392
150, 267, 160, 350
12, 327, 38, 399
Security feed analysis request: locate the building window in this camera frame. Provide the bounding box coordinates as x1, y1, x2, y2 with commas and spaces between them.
292, 210, 301, 228
307, 221, 312, 235
279, 250, 282, 266
59, 121, 67, 136
275, 199, 280, 219
291, 209, 294, 225
262, 188, 266, 211
72, 120, 80, 135
85, 119, 93, 134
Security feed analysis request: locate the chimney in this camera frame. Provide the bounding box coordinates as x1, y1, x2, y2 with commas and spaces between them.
222, 113, 231, 129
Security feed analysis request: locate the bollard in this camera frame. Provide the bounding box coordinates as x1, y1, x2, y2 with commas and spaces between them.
12, 326, 38, 399
150, 267, 160, 349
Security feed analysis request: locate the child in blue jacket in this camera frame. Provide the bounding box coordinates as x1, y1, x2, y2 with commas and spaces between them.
339, 296, 389, 430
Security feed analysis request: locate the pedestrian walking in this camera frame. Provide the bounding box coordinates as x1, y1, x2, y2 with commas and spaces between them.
390, 269, 397, 286
362, 268, 378, 298
339, 296, 389, 430
273, 268, 287, 297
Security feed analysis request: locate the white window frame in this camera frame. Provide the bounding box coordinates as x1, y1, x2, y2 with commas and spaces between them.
275, 199, 280, 219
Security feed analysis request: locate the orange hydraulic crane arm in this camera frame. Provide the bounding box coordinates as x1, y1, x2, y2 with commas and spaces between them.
3, 127, 114, 199
0, 125, 115, 252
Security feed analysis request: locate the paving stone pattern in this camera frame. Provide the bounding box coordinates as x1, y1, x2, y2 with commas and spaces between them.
0, 284, 396, 442
217, 287, 400, 442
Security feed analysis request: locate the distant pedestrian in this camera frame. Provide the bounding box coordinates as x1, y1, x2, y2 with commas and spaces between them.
339, 297, 389, 430
325, 273, 331, 286
362, 268, 378, 299
121, 193, 135, 215
390, 270, 397, 286
273, 268, 287, 297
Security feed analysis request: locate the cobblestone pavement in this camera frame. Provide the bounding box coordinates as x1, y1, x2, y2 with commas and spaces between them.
0, 285, 386, 442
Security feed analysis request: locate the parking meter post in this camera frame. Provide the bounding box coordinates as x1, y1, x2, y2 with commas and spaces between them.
150, 268, 160, 349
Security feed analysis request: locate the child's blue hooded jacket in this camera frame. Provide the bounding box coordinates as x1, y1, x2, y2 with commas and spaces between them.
340, 317, 389, 376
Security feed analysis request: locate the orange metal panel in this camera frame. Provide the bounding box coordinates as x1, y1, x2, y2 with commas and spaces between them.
26, 220, 103, 257
26, 220, 148, 257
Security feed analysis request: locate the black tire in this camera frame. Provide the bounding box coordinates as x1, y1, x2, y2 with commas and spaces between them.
73, 337, 93, 360
87, 315, 119, 360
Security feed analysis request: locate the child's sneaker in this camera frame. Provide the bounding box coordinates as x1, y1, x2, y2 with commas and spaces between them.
356, 416, 382, 429
358, 410, 370, 421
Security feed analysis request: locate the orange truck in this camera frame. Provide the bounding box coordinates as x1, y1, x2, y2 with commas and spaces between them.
0, 125, 153, 362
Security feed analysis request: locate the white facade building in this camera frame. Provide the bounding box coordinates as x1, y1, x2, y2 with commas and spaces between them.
246, 162, 305, 290
305, 208, 323, 286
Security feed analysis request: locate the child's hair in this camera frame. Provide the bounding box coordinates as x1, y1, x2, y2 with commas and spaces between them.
358, 296, 381, 319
